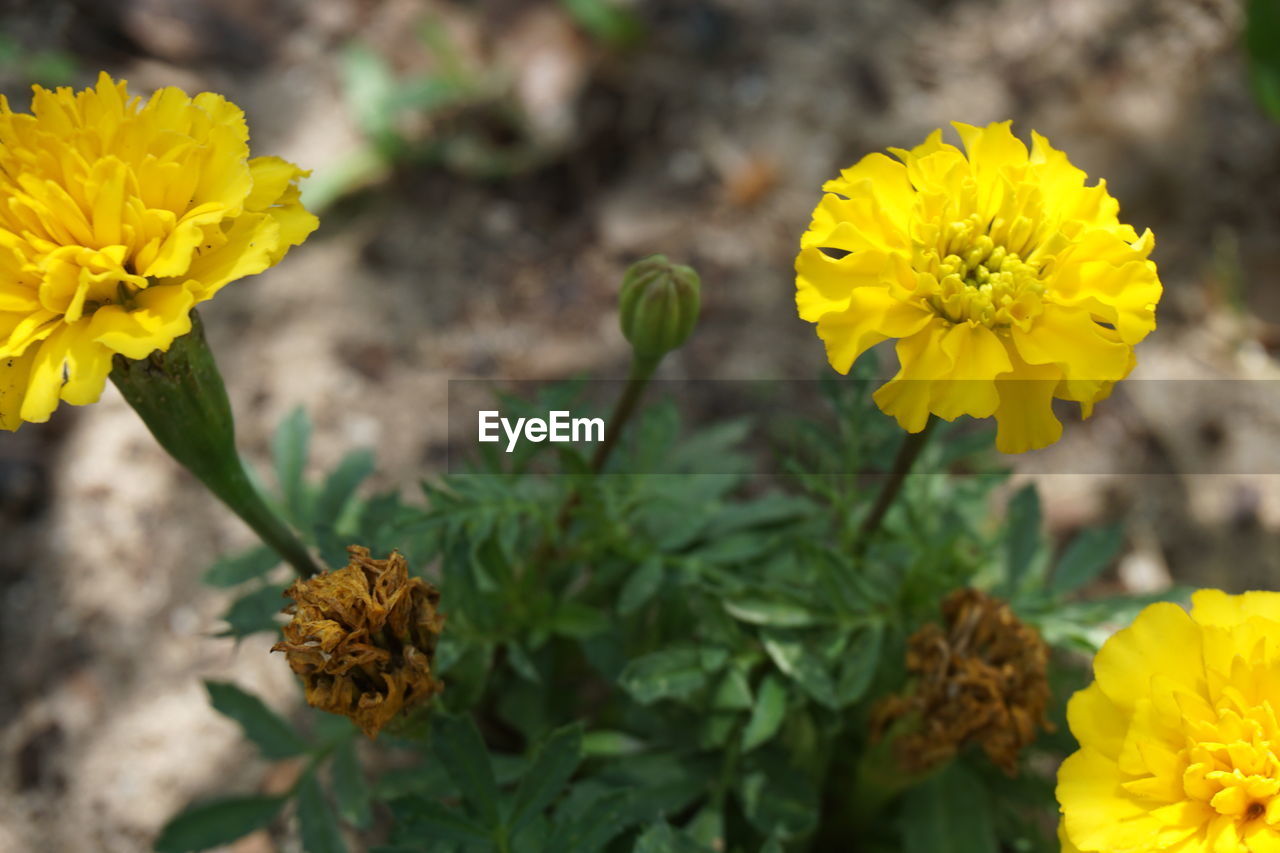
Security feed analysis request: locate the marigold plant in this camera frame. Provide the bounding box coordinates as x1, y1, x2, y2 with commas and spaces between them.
0, 72, 316, 430
796, 121, 1161, 453
1058, 590, 1280, 853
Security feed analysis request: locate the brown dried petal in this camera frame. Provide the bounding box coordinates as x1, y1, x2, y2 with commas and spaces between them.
271, 546, 445, 737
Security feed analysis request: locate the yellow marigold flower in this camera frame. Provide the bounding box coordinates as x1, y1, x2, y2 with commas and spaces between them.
0, 72, 317, 430
272, 546, 445, 738
872, 588, 1051, 775
795, 121, 1160, 453
1057, 590, 1280, 853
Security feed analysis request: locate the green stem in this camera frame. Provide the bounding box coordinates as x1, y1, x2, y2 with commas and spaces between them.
589, 355, 658, 474
856, 417, 937, 548
528, 355, 659, 574
110, 311, 323, 578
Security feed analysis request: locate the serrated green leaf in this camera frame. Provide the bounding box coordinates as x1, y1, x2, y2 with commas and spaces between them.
711, 666, 753, 711
618, 647, 728, 705
331, 739, 372, 829
722, 597, 818, 628
431, 715, 501, 828
741, 674, 787, 753
1005, 483, 1042, 593
315, 448, 376, 524
760, 630, 838, 710
272, 407, 312, 524
552, 602, 608, 639
298, 771, 347, 853
389, 795, 492, 844
633, 820, 713, 853
507, 640, 542, 684
204, 681, 307, 759
836, 624, 882, 706
738, 759, 818, 841
216, 584, 288, 639
203, 546, 280, 588
618, 556, 664, 616
509, 722, 584, 832
581, 730, 647, 757
1051, 524, 1125, 596
901, 762, 997, 853
154, 795, 285, 852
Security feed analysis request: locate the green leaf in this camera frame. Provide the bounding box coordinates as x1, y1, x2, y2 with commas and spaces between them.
741, 674, 787, 753
1248, 0, 1280, 121
509, 722, 584, 832
581, 730, 647, 757
711, 667, 753, 711
559, 0, 642, 47
722, 597, 818, 628
217, 583, 288, 639
633, 821, 713, 853
154, 795, 285, 852
760, 630, 838, 710
389, 795, 493, 844
1004, 483, 1042, 593
618, 647, 728, 705
431, 715, 501, 828
315, 448, 376, 523
331, 739, 372, 829
204, 681, 308, 759
298, 771, 347, 853
203, 546, 280, 588
272, 407, 312, 524
835, 624, 881, 706
552, 602, 608, 639
738, 759, 818, 841
1051, 524, 1125, 596
901, 762, 998, 853
618, 556, 664, 616
506, 641, 542, 684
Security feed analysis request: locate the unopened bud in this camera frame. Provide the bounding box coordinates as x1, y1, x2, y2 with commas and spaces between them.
618, 255, 701, 362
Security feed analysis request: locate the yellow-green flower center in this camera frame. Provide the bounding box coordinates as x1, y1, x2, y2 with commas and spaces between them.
926, 215, 1045, 329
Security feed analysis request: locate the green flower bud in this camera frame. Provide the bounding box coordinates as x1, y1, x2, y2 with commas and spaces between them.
618, 255, 701, 362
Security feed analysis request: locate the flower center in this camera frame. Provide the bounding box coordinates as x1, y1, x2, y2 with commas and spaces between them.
1181, 694, 1280, 826
927, 217, 1045, 329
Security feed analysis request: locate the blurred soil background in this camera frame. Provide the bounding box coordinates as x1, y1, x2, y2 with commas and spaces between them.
0, 0, 1276, 849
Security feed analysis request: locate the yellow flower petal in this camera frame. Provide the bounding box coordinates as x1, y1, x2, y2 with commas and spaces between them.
0, 346, 37, 431
88, 285, 195, 360
813, 286, 933, 372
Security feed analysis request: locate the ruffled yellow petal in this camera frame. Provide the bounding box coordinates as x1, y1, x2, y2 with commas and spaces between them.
813, 286, 933, 372
0, 346, 37, 431
88, 284, 195, 360
1191, 590, 1280, 630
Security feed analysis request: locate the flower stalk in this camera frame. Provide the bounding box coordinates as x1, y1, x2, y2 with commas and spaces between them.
111, 310, 323, 578
857, 416, 936, 547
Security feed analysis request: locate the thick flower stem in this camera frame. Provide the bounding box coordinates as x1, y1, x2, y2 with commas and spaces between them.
110, 311, 323, 578
856, 417, 937, 548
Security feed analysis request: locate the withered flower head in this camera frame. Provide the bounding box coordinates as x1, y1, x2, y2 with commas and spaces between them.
272, 546, 444, 738
872, 588, 1051, 776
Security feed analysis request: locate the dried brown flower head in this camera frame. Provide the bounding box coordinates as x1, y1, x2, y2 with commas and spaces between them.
272, 546, 444, 737
872, 588, 1051, 775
